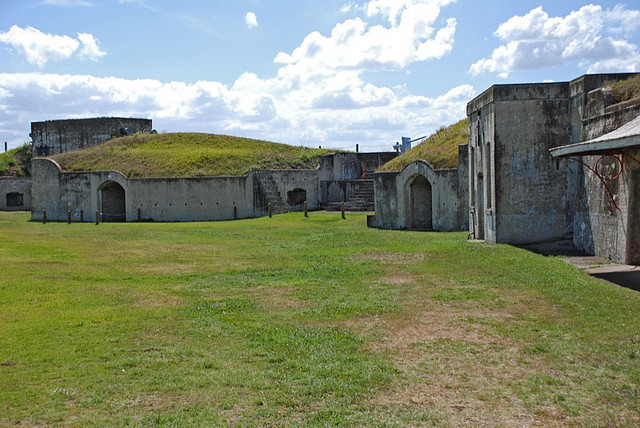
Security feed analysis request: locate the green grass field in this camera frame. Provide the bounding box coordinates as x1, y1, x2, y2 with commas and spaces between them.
1, 211, 639, 426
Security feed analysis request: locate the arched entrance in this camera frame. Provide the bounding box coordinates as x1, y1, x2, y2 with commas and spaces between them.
409, 175, 432, 230
99, 181, 126, 222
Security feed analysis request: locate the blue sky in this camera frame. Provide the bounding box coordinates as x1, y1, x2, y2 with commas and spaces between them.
1, 0, 639, 151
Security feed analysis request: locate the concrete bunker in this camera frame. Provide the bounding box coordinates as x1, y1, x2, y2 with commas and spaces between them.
98, 181, 126, 222
406, 174, 433, 230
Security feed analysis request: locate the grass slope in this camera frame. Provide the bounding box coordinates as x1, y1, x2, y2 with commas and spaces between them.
50, 133, 333, 178
1, 211, 639, 426
0, 144, 32, 177
607, 74, 640, 104
378, 119, 468, 172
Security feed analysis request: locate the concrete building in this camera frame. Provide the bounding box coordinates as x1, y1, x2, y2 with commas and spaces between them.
371, 146, 469, 231
31, 117, 152, 157
468, 73, 640, 264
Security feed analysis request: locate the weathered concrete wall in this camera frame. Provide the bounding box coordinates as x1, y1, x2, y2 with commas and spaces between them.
31, 117, 152, 157
267, 169, 319, 210
569, 74, 640, 264
572, 152, 640, 264
0, 177, 32, 211
30, 158, 337, 222
317, 152, 397, 182
372, 148, 468, 231
128, 176, 254, 222
468, 82, 575, 244
31, 158, 255, 222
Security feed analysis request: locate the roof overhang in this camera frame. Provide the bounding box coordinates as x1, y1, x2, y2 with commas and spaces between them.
550, 115, 640, 157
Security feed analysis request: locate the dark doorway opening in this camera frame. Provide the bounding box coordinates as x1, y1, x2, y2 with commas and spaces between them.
99, 181, 126, 222
409, 175, 432, 230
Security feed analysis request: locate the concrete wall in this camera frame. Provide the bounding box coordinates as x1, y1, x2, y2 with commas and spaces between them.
568, 75, 640, 264
317, 152, 397, 182
31, 158, 256, 222
31, 117, 152, 157
0, 177, 32, 211
372, 145, 468, 231
30, 157, 345, 222
573, 150, 640, 264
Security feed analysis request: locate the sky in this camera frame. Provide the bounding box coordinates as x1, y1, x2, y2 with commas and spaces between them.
1, 0, 639, 151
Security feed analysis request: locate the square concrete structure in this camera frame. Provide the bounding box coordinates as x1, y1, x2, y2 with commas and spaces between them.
468, 73, 640, 264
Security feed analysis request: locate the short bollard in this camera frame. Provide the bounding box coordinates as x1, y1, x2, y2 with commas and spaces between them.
67, 210, 72, 224
80, 209, 84, 222
268, 202, 272, 218
304, 201, 308, 217
95, 210, 100, 225
233, 205, 238, 220
137, 208, 142, 221
43, 210, 47, 224
341, 202, 346, 220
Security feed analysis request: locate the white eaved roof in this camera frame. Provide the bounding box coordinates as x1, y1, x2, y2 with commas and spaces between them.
550, 115, 640, 157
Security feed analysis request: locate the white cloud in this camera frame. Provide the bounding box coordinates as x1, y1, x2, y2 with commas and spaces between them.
0, 72, 472, 151
0, 25, 106, 67
76, 33, 106, 61
245, 12, 258, 29
274, 0, 457, 84
470, 4, 640, 77
0, 0, 468, 150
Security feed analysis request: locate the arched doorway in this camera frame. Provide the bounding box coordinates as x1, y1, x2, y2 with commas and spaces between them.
99, 181, 126, 222
409, 175, 432, 230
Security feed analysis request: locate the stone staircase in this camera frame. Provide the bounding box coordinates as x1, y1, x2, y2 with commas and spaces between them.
345, 179, 375, 211
257, 175, 286, 214
323, 179, 375, 212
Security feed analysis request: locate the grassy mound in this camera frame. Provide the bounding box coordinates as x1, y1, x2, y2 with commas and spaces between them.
607, 75, 640, 104
377, 119, 468, 172
0, 144, 32, 177
50, 133, 333, 178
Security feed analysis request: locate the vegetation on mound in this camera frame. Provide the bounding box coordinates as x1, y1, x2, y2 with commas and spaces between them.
51, 133, 333, 177
377, 119, 468, 172
607, 74, 640, 104
0, 144, 32, 177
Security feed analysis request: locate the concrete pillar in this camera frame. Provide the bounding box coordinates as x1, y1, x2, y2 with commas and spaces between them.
268, 202, 272, 218
95, 210, 100, 225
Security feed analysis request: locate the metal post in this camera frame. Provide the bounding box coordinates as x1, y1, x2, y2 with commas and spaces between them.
304, 201, 308, 217
67, 210, 71, 224
43, 210, 47, 224
356, 144, 359, 153
341, 202, 346, 219
95, 210, 100, 225
268, 202, 272, 218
